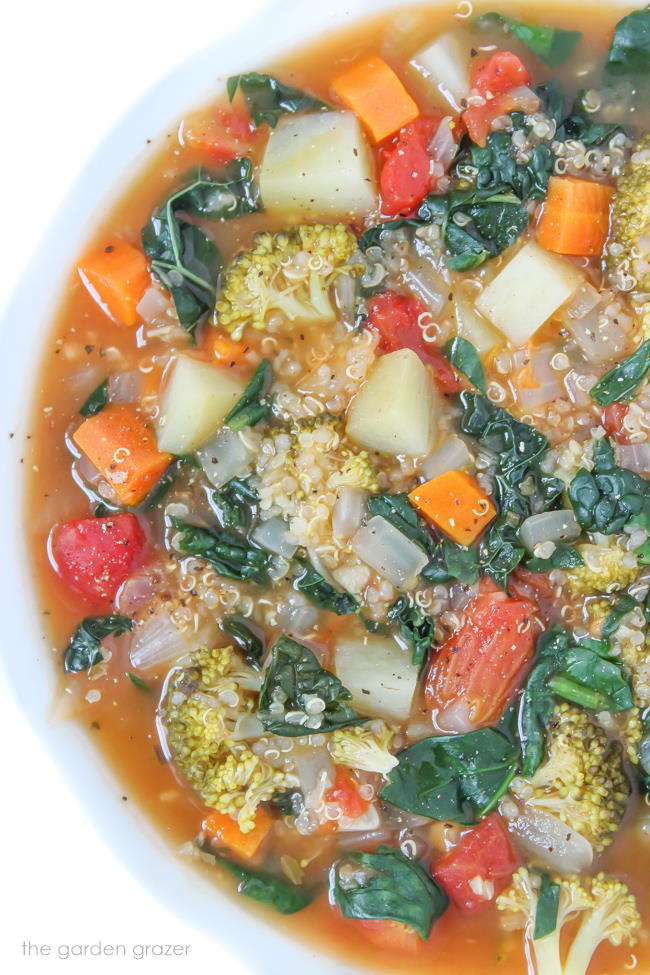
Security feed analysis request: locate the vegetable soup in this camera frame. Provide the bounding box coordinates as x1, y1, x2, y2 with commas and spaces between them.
25, 2, 650, 972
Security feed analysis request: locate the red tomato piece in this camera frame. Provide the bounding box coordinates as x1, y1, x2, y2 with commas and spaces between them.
432, 814, 518, 912
183, 107, 255, 163
51, 513, 147, 603
380, 116, 441, 217
357, 919, 421, 953
424, 590, 538, 729
326, 767, 369, 820
471, 52, 531, 96
367, 292, 462, 393
603, 402, 631, 444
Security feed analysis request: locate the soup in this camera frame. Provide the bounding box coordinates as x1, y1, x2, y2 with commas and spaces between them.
26, 2, 650, 972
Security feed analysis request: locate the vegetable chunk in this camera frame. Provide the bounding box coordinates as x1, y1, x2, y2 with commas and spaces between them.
409, 470, 496, 545
203, 808, 273, 859
409, 31, 471, 112
52, 514, 146, 603
432, 815, 518, 912
77, 239, 149, 327
537, 176, 613, 256
331, 56, 419, 143
335, 634, 420, 723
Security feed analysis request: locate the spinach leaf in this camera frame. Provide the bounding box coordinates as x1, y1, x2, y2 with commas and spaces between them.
602, 594, 639, 640
63, 615, 133, 673
143, 454, 198, 511
606, 4, 650, 73
79, 379, 108, 417
380, 728, 518, 825
589, 340, 650, 406
568, 437, 650, 535
271, 789, 304, 816
469, 130, 553, 200
221, 615, 264, 667
258, 636, 365, 736
171, 518, 269, 584
211, 476, 259, 529
459, 391, 550, 479
330, 846, 448, 939
474, 13, 581, 67
534, 873, 560, 940
421, 540, 480, 585
175, 158, 260, 219
548, 645, 634, 712
227, 72, 331, 128
518, 628, 566, 776
128, 672, 150, 691
216, 853, 313, 914
294, 554, 360, 616
225, 359, 273, 431
443, 337, 487, 394
387, 596, 435, 668
366, 493, 436, 559
523, 544, 584, 573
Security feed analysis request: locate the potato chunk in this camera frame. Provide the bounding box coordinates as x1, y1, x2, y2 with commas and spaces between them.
335, 634, 419, 722
156, 356, 245, 454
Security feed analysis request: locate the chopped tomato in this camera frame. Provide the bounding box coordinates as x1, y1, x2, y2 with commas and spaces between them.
471, 52, 531, 96
357, 919, 421, 953
182, 107, 256, 163
326, 767, 369, 820
603, 402, 631, 444
508, 566, 558, 624
424, 590, 538, 729
51, 513, 147, 603
367, 292, 462, 393
380, 116, 442, 217
432, 815, 518, 912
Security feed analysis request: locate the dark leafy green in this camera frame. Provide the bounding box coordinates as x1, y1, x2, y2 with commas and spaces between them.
128, 672, 150, 691
589, 340, 650, 406
358, 218, 423, 251
330, 847, 448, 939
366, 493, 436, 558
421, 540, 480, 585
271, 789, 304, 816
79, 379, 108, 417
602, 594, 639, 640
443, 337, 487, 393
475, 13, 581, 67
523, 544, 584, 573
518, 629, 566, 776
294, 554, 360, 616
534, 873, 560, 940
568, 437, 650, 535
227, 72, 330, 128
225, 359, 273, 431
143, 454, 198, 511
258, 636, 365, 736
606, 4, 650, 73
221, 615, 264, 667
63, 615, 133, 673
171, 518, 269, 583
469, 129, 553, 200
387, 596, 435, 668
380, 728, 518, 825
211, 476, 259, 529
556, 90, 628, 146
216, 853, 314, 914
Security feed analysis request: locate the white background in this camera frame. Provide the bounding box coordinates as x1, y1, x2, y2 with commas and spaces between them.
0, 1, 268, 970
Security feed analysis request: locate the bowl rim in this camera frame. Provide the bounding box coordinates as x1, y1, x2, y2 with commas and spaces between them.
0, 1, 635, 973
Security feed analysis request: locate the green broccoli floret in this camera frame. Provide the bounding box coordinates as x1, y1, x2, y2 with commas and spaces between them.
566, 544, 638, 596
328, 722, 398, 774
496, 868, 640, 975
215, 223, 362, 338
162, 646, 296, 832
609, 134, 650, 296
510, 703, 630, 852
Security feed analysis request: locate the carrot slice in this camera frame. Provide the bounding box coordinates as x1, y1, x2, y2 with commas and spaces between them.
73, 404, 172, 506
536, 176, 614, 257
209, 329, 251, 368
331, 56, 419, 143
77, 239, 150, 327
203, 808, 273, 858
408, 470, 496, 545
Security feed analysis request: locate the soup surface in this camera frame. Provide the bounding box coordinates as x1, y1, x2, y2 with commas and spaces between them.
26, 2, 650, 972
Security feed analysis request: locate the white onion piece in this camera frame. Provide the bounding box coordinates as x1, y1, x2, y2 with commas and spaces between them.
436, 698, 475, 734
352, 516, 428, 589
618, 443, 650, 473
520, 510, 581, 552
336, 828, 393, 848
338, 804, 382, 832
293, 747, 334, 805
108, 371, 142, 403
422, 436, 473, 480
506, 806, 593, 873
197, 426, 252, 488
230, 712, 265, 741
564, 370, 594, 407
428, 116, 458, 174
332, 486, 367, 539
506, 85, 540, 114
277, 592, 320, 635
402, 259, 447, 315
518, 346, 563, 409
334, 272, 358, 327
129, 612, 213, 670
565, 282, 602, 320
117, 570, 164, 615
251, 516, 297, 559
136, 285, 173, 323
564, 304, 627, 367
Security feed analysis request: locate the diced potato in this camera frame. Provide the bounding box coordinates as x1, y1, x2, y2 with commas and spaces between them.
335, 634, 419, 722
475, 242, 583, 346
259, 110, 376, 220
346, 348, 437, 457
156, 355, 245, 454
452, 289, 504, 353
409, 30, 472, 112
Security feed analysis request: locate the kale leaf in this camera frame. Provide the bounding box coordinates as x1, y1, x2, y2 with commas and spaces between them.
443, 337, 487, 393
211, 476, 259, 530
474, 13, 581, 67
171, 518, 269, 583
387, 596, 435, 668
606, 3, 650, 73
469, 130, 553, 200
523, 544, 584, 573
221, 615, 264, 667
225, 359, 273, 431
227, 72, 331, 128
589, 340, 650, 406
602, 593, 639, 640
79, 379, 108, 417
568, 437, 650, 535
366, 493, 436, 559
294, 554, 360, 616
64, 615, 133, 673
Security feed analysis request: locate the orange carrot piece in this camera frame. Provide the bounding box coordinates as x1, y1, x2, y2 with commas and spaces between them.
536, 176, 614, 257
409, 470, 496, 546
73, 404, 172, 507
209, 329, 251, 368
331, 56, 419, 143
203, 808, 273, 859
78, 239, 150, 327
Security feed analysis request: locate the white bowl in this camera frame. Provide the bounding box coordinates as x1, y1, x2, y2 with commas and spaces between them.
0, 0, 630, 973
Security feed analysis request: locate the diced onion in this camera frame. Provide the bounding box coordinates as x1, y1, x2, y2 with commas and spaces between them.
197, 426, 252, 488
505, 804, 593, 873
129, 611, 213, 670
401, 258, 447, 315
334, 272, 358, 327
251, 516, 297, 559
352, 516, 428, 590
565, 282, 602, 321
136, 285, 173, 323
421, 436, 473, 480
519, 510, 581, 552
563, 302, 627, 367
278, 592, 320, 635
107, 371, 142, 403
337, 804, 382, 832
517, 346, 563, 409
332, 486, 367, 539
618, 443, 650, 473
436, 698, 475, 734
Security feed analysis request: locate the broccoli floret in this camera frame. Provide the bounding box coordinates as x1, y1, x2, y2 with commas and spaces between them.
609, 134, 650, 293
496, 868, 640, 975
566, 544, 638, 596
328, 722, 398, 774
215, 224, 362, 338
510, 703, 630, 852
162, 646, 296, 832
327, 449, 379, 492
